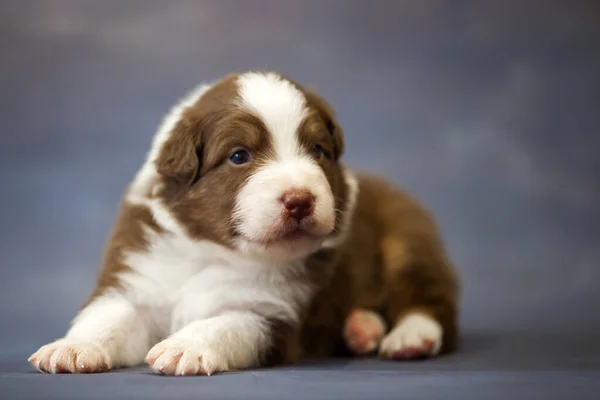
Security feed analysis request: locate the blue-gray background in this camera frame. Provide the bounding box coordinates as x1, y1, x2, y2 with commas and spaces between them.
1, 1, 599, 359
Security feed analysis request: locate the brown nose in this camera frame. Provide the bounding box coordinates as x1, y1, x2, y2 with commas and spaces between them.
280, 188, 315, 221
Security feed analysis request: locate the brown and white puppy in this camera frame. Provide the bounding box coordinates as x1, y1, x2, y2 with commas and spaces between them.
28, 71, 459, 375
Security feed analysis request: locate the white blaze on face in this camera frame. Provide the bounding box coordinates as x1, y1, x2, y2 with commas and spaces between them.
233, 72, 336, 252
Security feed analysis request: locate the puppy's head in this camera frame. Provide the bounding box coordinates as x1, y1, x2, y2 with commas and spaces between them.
152, 72, 348, 262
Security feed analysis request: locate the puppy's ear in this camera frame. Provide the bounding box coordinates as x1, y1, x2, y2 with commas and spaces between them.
304, 89, 345, 161
155, 111, 203, 196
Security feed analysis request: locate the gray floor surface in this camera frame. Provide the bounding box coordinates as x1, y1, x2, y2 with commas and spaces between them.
2, 331, 599, 399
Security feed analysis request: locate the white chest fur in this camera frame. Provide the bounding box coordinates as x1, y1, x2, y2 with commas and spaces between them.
119, 225, 314, 337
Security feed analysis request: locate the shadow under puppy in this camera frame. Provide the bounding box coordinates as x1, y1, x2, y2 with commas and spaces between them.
29, 71, 460, 375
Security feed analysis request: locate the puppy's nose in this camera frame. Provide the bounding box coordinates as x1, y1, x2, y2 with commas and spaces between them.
281, 188, 315, 221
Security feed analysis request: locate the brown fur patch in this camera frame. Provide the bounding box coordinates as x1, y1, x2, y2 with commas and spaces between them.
300, 172, 460, 357
82, 202, 164, 307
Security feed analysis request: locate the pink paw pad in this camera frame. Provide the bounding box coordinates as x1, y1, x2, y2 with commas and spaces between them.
389, 339, 435, 360
343, 309, 387, 355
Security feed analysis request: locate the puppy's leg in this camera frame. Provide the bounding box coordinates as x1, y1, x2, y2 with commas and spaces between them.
146, 311, 290, 376
29, 291, 153, 373
378, 236, 459, 360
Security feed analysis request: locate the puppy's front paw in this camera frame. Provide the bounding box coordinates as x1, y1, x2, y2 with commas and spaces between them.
378, 313, 442, 360
146, 338, 227, 376
343, 309, 387, 355
28, 339, 111, 373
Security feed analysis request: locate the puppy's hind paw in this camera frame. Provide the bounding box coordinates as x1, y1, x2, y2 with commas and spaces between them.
343, 309, 387, 355
378, 313, 442, 360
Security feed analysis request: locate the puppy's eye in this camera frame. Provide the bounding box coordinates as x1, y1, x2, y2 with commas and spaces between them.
311, 144, 330, 160
229, 149, 251, 165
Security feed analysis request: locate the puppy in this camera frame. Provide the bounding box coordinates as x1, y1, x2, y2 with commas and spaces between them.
28, 71, 459, 375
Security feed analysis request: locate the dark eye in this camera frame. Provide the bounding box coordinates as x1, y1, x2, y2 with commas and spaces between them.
311, 144, 329, 160
229, 149, 251, 165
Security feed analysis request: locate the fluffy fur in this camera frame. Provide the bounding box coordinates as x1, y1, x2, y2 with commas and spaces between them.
29, 71, 459, 375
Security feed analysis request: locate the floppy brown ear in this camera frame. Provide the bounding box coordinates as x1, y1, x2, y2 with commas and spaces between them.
304, 89, 345, 161
155, 112, 202, 195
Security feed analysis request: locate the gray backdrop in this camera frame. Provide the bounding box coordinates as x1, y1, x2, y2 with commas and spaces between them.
1, 0, 599, 361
